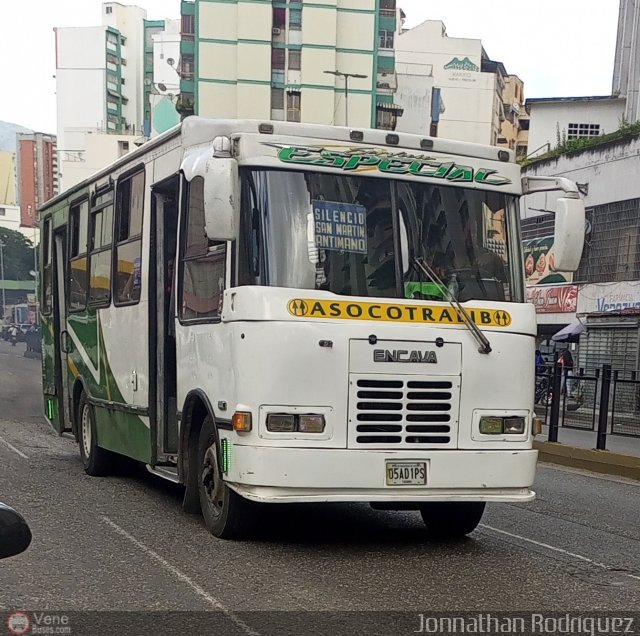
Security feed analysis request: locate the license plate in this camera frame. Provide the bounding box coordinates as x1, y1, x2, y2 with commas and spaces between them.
385, 461, 428, 486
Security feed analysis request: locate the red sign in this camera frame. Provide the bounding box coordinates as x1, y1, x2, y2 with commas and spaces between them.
527, 285, 578, 314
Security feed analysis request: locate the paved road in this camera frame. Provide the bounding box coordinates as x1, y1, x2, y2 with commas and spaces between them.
0, 340, 639, 634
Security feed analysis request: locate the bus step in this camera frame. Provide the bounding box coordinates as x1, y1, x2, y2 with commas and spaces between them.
146, 465, 180, 484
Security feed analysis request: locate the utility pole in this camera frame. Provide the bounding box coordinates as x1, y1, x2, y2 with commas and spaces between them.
324, 70, 368, 127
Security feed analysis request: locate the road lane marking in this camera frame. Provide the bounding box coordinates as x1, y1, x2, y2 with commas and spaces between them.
480, 523, 640, 582
101, 516, 259, 635
0, 436, 29, 459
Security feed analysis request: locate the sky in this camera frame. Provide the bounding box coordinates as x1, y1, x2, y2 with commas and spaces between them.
0, 0, 621, 134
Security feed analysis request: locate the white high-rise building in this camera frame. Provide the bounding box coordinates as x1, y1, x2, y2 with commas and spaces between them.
55, 2, 178, 190
613, 0, 640, 122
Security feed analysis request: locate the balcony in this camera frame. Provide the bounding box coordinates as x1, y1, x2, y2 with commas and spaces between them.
380, 0, 396, 17
376, 72, 397, 93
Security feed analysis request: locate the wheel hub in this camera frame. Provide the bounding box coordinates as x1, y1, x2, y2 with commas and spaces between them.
81, 405, 92, 458
201, 446, 224, 514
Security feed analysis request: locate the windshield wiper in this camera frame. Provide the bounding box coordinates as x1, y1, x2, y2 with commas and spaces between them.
412, 257, 492, 355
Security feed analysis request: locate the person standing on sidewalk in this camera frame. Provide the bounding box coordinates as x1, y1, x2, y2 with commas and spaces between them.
559, 348, 575, 396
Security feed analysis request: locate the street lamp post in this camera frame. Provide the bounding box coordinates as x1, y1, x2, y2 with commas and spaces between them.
0, 240, 6, 323
28, 205, 37, 288
324, 70, 368, 127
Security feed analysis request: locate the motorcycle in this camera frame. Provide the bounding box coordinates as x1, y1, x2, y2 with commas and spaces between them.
535, 374, 552, 406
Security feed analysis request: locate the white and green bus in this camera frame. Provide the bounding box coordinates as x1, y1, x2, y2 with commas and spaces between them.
39, 117, 584, 539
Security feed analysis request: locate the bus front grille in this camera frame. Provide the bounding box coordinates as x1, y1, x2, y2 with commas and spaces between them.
348, 375, 460, 448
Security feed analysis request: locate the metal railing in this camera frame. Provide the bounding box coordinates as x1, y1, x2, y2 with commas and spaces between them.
536, 359, 640, 449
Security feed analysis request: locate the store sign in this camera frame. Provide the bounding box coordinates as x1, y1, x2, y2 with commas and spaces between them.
527, 285, 578, 314
523, 236, 573, 285
577, 282, 640, 314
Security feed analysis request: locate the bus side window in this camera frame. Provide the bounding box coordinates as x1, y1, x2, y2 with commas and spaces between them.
88, 190, 114, 307
114, 170, 145, 305
41, 218, 53, 315
180, 177, 226, 321
68, 199, 89, 311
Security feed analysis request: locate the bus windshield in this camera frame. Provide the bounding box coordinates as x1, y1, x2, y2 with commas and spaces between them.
238, 169, 523, 303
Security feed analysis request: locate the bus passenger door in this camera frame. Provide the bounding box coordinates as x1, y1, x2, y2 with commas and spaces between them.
53, 231, 72, 434
150, 176, 179, 463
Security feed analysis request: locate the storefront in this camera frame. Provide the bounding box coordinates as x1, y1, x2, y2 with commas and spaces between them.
576, 282, 640, 373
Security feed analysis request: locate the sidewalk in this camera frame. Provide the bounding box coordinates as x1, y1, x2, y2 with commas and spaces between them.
534, 424, 640, 480
536, 424, 640, 457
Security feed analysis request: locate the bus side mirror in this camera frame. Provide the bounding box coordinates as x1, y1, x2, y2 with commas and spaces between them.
0, 503, 32, 560
203, 158, 240, 242
553, 196, 585, 272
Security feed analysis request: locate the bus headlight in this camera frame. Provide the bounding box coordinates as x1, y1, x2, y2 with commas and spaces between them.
503, 417, 526, 434
298, 415, 325, 433
479, 416, 526, 435
266, 414, 296, 432
266, 414, 326, 433
479, 417, 503, 435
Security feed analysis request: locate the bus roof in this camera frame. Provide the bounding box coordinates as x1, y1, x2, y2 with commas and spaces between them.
41, 117, 516, 212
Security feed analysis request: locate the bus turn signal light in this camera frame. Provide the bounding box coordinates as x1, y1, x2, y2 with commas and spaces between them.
232, 412, 252, 432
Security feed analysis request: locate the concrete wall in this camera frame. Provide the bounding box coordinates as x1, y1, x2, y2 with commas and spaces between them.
61, 132, 137, 191
55, 26, 107, 154
527, 99, 626, 158
396, 20, 496, 144
522, 134, 640, 218
394, 63, 433, 136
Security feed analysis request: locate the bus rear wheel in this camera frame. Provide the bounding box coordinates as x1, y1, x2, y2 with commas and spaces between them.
197, 416, 253, 539
419, 502, 485, 540
78, 392, 114, 477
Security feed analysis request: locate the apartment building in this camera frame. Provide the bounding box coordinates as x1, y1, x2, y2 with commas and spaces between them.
16, 133, 58, 229
179, 0, 402, 130
144, 18, 182, 138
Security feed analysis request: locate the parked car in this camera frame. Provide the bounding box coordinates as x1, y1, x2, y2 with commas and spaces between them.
0, 503, 32, 559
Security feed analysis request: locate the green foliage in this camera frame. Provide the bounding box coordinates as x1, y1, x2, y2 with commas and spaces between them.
0, 227, 35, 280
520, 119, 640, 167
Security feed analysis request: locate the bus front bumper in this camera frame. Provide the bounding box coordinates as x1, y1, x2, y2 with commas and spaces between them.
223, 446, 538, 504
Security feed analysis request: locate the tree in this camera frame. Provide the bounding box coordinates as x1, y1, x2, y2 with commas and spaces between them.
0, 228, 35, 280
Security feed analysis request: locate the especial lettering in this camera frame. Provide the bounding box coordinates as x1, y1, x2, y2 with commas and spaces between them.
277, 146, 512, 186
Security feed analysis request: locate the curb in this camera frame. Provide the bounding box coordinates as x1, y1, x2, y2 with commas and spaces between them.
534, 440, 640, 481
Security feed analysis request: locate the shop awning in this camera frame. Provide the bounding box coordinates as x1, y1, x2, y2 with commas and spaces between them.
552, 320, 585, 343
376, 102, 404, 115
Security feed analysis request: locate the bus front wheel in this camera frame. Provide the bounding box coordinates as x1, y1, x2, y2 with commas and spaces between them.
78, 392, 114, 477
197, 416, 253, 539
419, 502, 485, 540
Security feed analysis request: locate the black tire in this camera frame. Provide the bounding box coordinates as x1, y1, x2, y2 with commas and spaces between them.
419, 502, 486, 540
77, 392, 114, 476
197, 416, 254, 539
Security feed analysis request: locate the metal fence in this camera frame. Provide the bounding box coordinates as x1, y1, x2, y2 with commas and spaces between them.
536, 359, 640, 449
